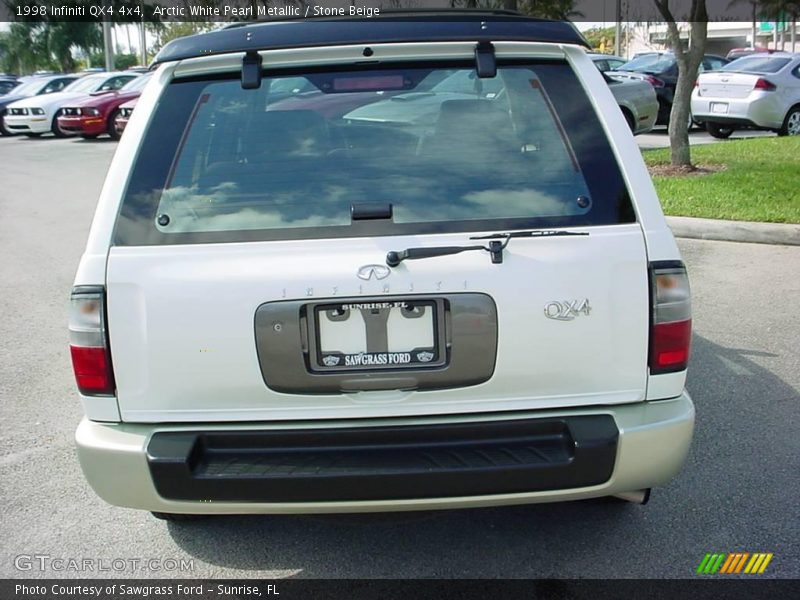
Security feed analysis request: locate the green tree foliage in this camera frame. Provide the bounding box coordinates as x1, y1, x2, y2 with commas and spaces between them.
149, 22, 218, 53
0, 20, 100, 74
89, 51, 141, 71
582, 27, 617, 52
1, 0, 157, 73
0, 23, 55, 74
43, 22, 102, 72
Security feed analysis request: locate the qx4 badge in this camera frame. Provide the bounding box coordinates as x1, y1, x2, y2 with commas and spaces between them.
544, 299, 591, 321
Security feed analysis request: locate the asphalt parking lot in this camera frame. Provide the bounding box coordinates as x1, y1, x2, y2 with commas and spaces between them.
0, 134, 798, 579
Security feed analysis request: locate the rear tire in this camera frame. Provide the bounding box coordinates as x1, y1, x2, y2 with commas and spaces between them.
0, 116, 10, 136
107, 108, 121, 140
151, 512, 209, 522
705, 122, 734, 139
622, 109, 636, 133
778, 105, 800, 136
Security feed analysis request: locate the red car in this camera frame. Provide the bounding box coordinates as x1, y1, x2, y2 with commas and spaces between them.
113, 97, 138, 137
57, 73, 151, 140
725, 46, 775, 61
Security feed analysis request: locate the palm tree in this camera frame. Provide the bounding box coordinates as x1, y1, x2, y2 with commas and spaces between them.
42, 23, 101, 72
0, 21, 101, 74
1, 23, 48, 74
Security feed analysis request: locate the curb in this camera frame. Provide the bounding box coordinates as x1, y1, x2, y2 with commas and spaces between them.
666, 216, 800, 246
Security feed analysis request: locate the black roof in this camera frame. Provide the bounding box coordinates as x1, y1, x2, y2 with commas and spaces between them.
153, 12, 588, 65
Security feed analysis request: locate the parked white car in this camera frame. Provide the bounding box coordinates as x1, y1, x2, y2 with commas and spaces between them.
0, 74, 80, 135
71, 14, 694, 520
692, 53, 800, 138
4, 72, 138, 137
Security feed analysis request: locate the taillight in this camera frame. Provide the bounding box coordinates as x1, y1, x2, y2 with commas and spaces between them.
754, 78, 776, 91
649, 261, 692, 374
69, 286, 115, 395
645, 75, 665, 88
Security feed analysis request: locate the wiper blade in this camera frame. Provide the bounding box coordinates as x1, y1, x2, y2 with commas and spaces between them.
386, 230, 588, 267
470, 229, 589, 241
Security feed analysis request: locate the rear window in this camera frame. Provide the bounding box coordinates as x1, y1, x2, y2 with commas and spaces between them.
63, 75, 105, 94
120, 73, 152, 92
618, 54, 675, 73
114, 61, 634, 246
721, 56, 792, 74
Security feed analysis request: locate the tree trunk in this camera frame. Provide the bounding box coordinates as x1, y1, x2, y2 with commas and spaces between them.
668, 62, 696, 166
654, 1, 708, 168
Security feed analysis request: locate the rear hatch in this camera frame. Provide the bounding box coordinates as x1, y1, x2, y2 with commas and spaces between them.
106, 58, 649, 423
696, 72, 762, 99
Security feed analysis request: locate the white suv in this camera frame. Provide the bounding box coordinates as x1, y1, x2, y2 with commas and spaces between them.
71, 13, 694, 520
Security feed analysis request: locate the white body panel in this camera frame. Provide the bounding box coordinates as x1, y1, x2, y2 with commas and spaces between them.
107, 225, 648, 422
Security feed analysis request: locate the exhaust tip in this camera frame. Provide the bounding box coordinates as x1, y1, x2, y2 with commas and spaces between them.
613, 489, 651, 505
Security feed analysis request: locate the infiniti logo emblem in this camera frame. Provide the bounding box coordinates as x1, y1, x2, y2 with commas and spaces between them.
357, 264, 391, 281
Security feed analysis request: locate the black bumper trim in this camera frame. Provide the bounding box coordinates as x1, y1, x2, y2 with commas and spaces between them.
694, 116, 760, 128
146, 416, 618, 503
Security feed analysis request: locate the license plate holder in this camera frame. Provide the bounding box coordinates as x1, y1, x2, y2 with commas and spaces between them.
308, 298, 447, 372
711, 102, 729, 114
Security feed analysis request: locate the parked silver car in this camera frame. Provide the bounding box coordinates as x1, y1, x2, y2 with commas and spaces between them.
692, 53, 800, 138
586, 53, 627, 72
588, 53, 658, 135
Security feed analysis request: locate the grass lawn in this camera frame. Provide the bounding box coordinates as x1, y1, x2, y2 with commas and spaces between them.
643, 136, 800, 224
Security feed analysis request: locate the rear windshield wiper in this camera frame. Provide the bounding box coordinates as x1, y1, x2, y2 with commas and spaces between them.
386, 230, 588, 267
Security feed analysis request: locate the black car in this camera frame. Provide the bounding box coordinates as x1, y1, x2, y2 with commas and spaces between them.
613, 52, 729, 125
0, 77, 20, 96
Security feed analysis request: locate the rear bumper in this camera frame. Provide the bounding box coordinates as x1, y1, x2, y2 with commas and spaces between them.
691, 93, 784, 129
76, 392, 694, 513
148, 415, 618, 502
